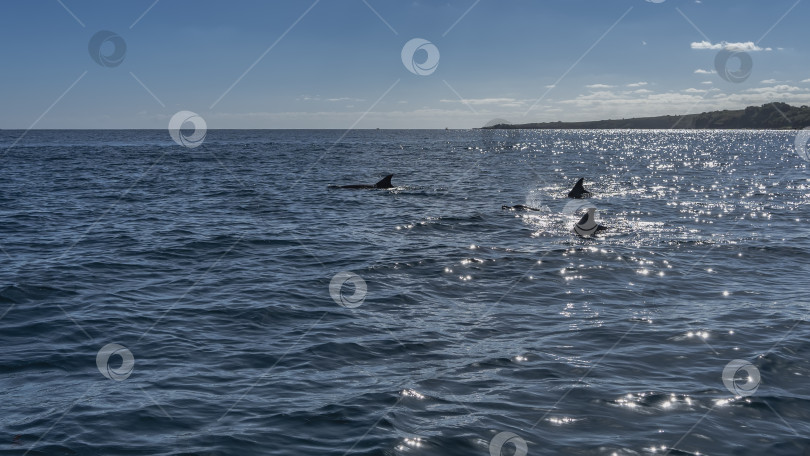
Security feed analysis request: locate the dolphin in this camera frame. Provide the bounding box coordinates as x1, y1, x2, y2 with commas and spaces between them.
502, 205, 543, 211
573, 207, 606, 237
331, 174, 394, 189
567, 178, 591, 198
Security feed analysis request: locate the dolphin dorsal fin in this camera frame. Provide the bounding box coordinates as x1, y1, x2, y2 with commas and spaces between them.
568, 178, 590, 198
375, 174, 394, 188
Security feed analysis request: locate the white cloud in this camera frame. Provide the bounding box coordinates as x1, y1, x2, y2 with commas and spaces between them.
744, 85, 804, 94
326, 97, 365, 102
586, 84, 615, 89
694, 69, 715, 74
801, 79, 810, 83
627, 82, 648, 87
701, 81, 713, 85
439, 97, 525, 107
760, 79, 781, 84
633, 89, 653, 94
684, 88, 708, 93
690, 40, 772, 52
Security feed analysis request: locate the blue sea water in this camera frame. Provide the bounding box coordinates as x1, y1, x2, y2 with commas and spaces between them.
1, 129, 809, 455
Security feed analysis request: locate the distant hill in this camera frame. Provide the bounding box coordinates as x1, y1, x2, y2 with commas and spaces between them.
485, 103, 810, 130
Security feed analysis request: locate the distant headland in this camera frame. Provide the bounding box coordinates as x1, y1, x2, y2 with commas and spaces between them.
483, 103, 810, 130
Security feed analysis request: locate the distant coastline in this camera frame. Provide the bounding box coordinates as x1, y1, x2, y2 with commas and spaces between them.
483, 103, 810, 130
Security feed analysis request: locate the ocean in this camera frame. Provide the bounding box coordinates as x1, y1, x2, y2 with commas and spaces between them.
1, 129, 809, 455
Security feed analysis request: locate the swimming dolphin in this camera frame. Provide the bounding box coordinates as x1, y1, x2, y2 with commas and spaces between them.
331, 174, 394, 189
567, 178, 591, 198
502, 205, 543, 211
573, 208, 606, 237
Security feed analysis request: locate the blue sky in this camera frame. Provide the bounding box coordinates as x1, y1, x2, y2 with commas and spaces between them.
0, 0, 808, 129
